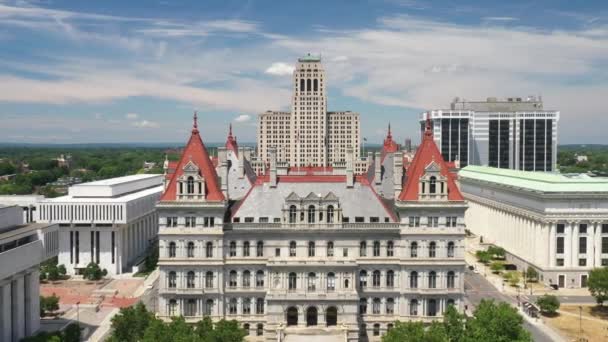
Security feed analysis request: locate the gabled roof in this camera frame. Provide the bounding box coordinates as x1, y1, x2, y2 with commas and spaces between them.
160, 113, 225, 202
398, 118, 463, 201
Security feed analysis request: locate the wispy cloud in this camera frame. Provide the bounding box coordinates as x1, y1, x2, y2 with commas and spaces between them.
234, 114, 251, 123
125, 112, 139, 120
132, 120, 160, 128
265, 62, 295, 76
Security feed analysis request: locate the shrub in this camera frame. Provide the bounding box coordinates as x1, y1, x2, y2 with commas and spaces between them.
525, 266, 538, 282
83, 262, 106, 281
490, 261, 504, 274
40, 294, 60, 316
536, 294, 560, 315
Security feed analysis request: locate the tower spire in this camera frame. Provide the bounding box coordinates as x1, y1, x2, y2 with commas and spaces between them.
192, 111, 199, 134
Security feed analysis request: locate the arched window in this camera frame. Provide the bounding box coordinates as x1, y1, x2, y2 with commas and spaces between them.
306, 79, 311, 92
289, 241, 296, 257
300, 79, 305, 92
243, 270, 251, 288
313, 79, 318, 92
256, 270, 264, 287
386, 298, 395, 315
327, 205, 334, 223
187, 176, 195, 194
372, 270, 381, 287
326, 306, 337, 326
308, 241, 315, 257
373, 323, 380, 336
187, 241, 195, 258
256, 241, 264, 257
429, 176, 437, 194
410, 271, 418, 288
429, 271, 437, 288
410, 299, 418, 315
229, 241, 236, 257
359, 298, 367, 314
428, 299, 437, 316
243, 323, 250, 335
327, 241, 334, 257
205, 271, 213, 288
447, 241, 455, 258
387, 323, 394, 331
287, 307, 298, 326
243, 298, 251, 315
373, 241, 380, 257
308, 205, 316, 223
256, 298, 264, 314
360, 241, 367, 257
387, 240, 394, 257
205, 242, 213, 258
344, 278, 349, 288
187, 271, 195, 288
168, 242, 176, 258
243, 241, 250, 257
229, 298, 237, 314
204, 299, 213, 316
447, 271, 455, 289
256, 323, 263, 336
288, 272, 297, 290
359, 270, 367, 288
168, 271, 177, 288
372, 298, 381, 314
386, 270, 395, 287
429, 241, 436, 258
289, 205, 297, 223
327, 272, 335, 291
168, 299, 177, 316
185, 299, 196, 316
307, 272, 317, 291
410, 242, 418, 258
229, 270, 237, 287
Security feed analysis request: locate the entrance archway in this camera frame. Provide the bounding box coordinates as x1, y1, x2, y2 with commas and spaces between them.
306, 307, 318, 326
326, 306, 337, 326
287, 307, 298, 326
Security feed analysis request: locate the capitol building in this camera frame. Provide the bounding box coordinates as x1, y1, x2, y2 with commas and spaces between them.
156, 57, 467, 341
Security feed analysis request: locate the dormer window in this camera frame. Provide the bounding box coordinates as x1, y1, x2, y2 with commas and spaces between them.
187, 176, 195, 194
419, 162, 448, 201
177, 160, 206, 200
429, 176, 436, 194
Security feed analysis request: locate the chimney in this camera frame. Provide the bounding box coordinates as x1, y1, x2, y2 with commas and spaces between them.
346, 146, 354, 188
237, 147, 245, 179
218, 147, 229, 196
269, 147, 277, 188
374, 151, 382, 185
393, 151, 403, 198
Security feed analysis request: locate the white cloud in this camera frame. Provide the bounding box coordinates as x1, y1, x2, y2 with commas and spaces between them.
332, 55, 349, 62
132, 120, 160, 128
125, 112, 138, 120
234, 114, 251, 123
265, 62, 295, 76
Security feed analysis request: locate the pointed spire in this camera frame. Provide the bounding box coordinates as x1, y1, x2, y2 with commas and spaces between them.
192, 111, 199, 134
424, 115, 432, 137
382, 121, 399, 153
229, 123, 233, 137
387, 122, 392, 139
225, 122, 238, 153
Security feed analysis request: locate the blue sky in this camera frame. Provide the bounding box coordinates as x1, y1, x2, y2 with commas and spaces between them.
0, 0, 607, 145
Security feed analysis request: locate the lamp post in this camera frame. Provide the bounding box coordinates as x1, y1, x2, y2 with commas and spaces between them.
579, 305, 583, 340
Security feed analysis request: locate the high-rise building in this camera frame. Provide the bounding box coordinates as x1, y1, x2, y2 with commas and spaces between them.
421, 96, 559, 171
258, 55, 360, 167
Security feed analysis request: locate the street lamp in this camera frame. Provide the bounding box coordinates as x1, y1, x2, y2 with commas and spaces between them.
579, 305, 583, 340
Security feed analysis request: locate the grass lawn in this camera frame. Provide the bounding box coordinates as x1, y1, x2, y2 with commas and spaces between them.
544, 305, 608, 341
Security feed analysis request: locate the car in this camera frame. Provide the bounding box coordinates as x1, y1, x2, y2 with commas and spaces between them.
468, 265, 475, 270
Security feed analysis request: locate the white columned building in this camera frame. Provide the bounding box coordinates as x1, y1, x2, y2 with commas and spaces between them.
460, 165, 608, 288
37, 175, 163, 275
0, 205, 58, 341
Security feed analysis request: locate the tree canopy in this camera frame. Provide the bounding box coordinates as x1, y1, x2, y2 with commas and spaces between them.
588, 267, 608, 305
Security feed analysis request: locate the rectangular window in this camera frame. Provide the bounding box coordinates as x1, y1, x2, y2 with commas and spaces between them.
96, 231, 100, 264
209, 217, 215, 227
579, 237, 587, 254
90, 231, 95, 262
602, 224, 608, 234
75, 231, 79, 264
245, 217, 254, 223
370, 217, 379, 223
275, 248, 280, 257
355, 217, 364, 223
427, 217, 438, 227
556, 258, 564, 266
602, 259, 608, 266
166, 217, 177, 227
578, 258, 587, 266
602, 237, 608, 254
185, 216, 196, 227
579, 224, 587, 234
556, 224, 565, 234
111, 231, 115, 264
343, 248, 348, 257
259, 217, 269, 223
556, 237, 564, 254
70, 231, 74, 264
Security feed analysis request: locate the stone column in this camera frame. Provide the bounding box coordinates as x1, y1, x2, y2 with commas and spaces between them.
548, 222, 556, 268
571, 222, 578, 268
565, 222, 572, 267
12, 276, 26, 341
594, 222, 602, 267
1, 282, 12, 342
25, 270, 40, 335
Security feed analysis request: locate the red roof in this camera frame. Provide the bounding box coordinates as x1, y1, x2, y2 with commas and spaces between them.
160, 113, 225, 202
382, 123, 399, 154
225, 123, 238, 153
397, 118, 463, 201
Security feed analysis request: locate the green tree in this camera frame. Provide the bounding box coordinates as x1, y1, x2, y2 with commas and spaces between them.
525, 266, 538, 282
425, 321, 448, 342
40, 294, 60, 317
443, 304, 466, 341
382, 321, 426, 342
47, 264, 60, 281
536, 294, 560, 315
487, 246, 506, 259
210, 319, 247, 342
0, 161, 16, 175
82, 262, 106, 281
63, 323, 81, 342
588, 267, 608, 305
108, 302, 155, 342
475, 250, 492, 264
490, 261, 504, 274
507, 271, 520, 287
57, 264, 67, 277
465, 300, 532, 342
194, 316, 215, 340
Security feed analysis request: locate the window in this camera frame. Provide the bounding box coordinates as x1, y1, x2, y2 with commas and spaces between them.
187, 242, 195, 258
167, 217, 177, 227
168, 271, 177, 288
446, 216, 457, 227
343, 248, 348, 257
372, 270, 381, 287
168, 299, 177, 316
387, 323, 393, 331
185, 299, 196, 316
359, 298, 367, 314
373, 241, 380, 257
289, 241, 296, 257
429, 271, 437, 288
429, 176, 437, 193
327, 205, 334, 223
579, 237, 587, 254
187, 271, 195, 288
256, 323, 263, 336
556, 258, 564, 266
229, 241, 236, 257
308, 272, 316, 291
386, 298, 395, 315
327, 241, 334, 257
205, 271, 213, 288
308, 205, 316, 223
429, 242, 436, 258
244, 217, 254, 223
229, 298, 237, 315
256, 270, 264, 287
256, 298, 264, 314
185, 216, 196, 227
409, 216, 420, 227
289, 272, 297, 291
603, 224, 608, 234
372, 298, 381, 314
579, 224, 587, 234
243, 270, 251, 288
556, 237, 564, 254
355, 217, 364, 223
410, 271, 418, 288
410, 299, 418, 315
327, 272, 335, 291
447, 271, 455, 288
257, 241, 264, 257
603, 237, 608, 254
579, 258, 587, 266
168, 242, 176, 258
373, 323, 380, 336
387, 241, 394, 257
360, 241, 367, 257
243, 298, 251, 315
275, 248, 281, 257
386, 270, 395, 288
289, 205, 297, 223
427, 216, 438, 227
411, 242, 418, 258
556, 224, 565, 234
447, 242, 455, 258
243, 241, 250, 257
206, 242, 213, 258
359, 270, 367, 288
308, 241, 316, 257
229, 271, 237, 287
